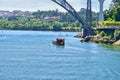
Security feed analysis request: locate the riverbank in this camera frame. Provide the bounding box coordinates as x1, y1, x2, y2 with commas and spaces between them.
75, 34, 120, 46
0, 29, 81, 32
113, 40, 120, 46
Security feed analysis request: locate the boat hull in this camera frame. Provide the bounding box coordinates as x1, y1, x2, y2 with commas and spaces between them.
52, 38, 65, 45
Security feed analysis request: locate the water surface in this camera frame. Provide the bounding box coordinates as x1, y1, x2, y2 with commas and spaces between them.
0, 30, 120, 80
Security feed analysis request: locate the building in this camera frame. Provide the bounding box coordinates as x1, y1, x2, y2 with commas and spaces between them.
0, 10, 12, 17
44, 16, 60, 22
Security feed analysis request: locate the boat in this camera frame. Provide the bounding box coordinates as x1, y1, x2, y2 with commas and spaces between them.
52, 38, 65, 45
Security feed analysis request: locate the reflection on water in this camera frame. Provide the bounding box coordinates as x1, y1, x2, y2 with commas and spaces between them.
100, 44, 120, 51
0, 30, 120, 80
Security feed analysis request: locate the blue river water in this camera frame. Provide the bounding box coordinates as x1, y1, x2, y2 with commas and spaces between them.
0, 30, 120, 80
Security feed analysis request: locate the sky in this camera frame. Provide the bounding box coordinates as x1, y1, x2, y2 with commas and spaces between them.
0, 0, 112, 12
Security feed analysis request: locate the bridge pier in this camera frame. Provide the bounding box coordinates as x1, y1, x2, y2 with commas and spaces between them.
82, 0, 94, 37
82, 27, 95, 38
98, 0, 105, 21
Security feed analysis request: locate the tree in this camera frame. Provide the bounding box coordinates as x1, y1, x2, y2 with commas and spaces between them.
99, 31, 106, 38
116, 0, 120, 5
52, 22, 62, 31
8, 15, 18, 21
111, 0, 120, 8
114, 29, 120, 40
114, 6, 120, 21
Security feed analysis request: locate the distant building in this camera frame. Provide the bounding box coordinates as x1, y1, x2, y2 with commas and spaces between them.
44, 16, 60, 22
12, 10, 23, 15
12, 10, 32, 16
0, 10, 12, 17
31, 18, 41, 21
0, 10, 60, 22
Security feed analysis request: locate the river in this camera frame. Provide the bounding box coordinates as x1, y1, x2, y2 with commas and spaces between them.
0, 30, 120, 80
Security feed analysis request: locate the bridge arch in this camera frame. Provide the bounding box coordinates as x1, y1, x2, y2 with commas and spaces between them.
52, 0, 94, 37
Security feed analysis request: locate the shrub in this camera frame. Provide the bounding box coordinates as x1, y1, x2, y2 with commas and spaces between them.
114, 29, 120, 40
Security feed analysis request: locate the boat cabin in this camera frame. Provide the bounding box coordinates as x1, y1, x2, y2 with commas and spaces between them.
52, 38, 65, 45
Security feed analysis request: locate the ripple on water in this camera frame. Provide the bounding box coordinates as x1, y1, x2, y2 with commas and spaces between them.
0, 31, 120, 80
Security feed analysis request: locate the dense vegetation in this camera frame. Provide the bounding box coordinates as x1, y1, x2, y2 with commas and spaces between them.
96, 0, 120, 29
0, 19, 82, 31
0, 9, 98, 31
90, 0, 120, 44
104, 6, 120, 21
102, 0, 120, 26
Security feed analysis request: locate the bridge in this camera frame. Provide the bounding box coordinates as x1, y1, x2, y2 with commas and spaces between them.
52, 0, 120, 37
51, 0, 104, 37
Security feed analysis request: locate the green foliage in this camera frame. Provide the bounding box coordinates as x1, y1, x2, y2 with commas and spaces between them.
32, 9, 98, 23
96, 31, 112, 42
99, 31, 106, 38
117, 0, 120, 5
98, 21, 120, 26
0, 19, 82, 31
112, 0, 120, 5
92, 21, 97, 27
104, 5, 120, 21
114, 6, 120, 21
52, 23, 62, 31
0, 9, 98, 31
114, 29, 120, 40
104, 9, 115, 21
